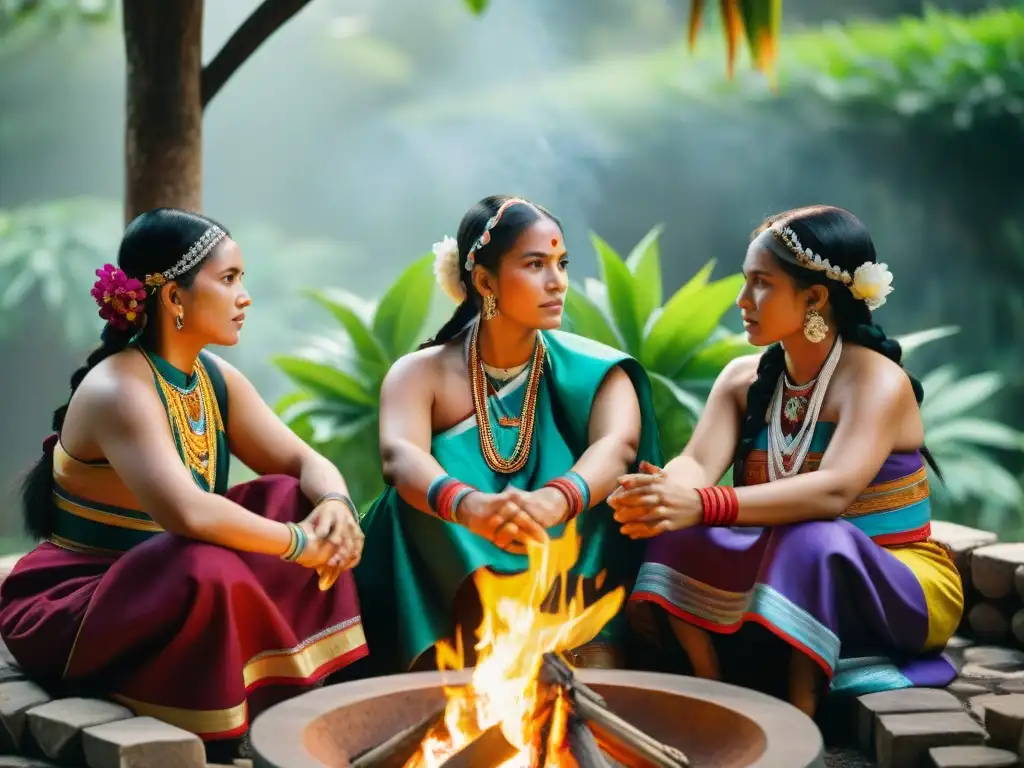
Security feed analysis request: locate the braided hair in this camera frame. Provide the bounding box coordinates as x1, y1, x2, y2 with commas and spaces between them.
733, 205, 940, 480
420, 195, 562, 349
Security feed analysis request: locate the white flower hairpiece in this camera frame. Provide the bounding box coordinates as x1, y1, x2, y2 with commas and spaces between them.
432, 236, 465, 303
771, 223, 894, 311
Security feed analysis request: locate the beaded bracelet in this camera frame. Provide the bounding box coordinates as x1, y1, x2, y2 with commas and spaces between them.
544, 471, 591, 522
315, 491, 360, 524
696, 486, 739, 527
426, 474, 475, 524
281, 522, 307, 562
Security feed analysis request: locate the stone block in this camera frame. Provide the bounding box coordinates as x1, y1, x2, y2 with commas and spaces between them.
857, 688, 963, 753
946, 636, 975, 671
965, 647, 1024, 672
0, 758, 61, 767
974, 545, 1024, 601
876, 710, 987, 768
0, 681, 51, 752
82, 717, 205, 768
932, 521, 998, 577
949, 679, 993, 699
970, 693, 1008, 720
928, 745, 1020, 767
963, 664, 1024, 686
27, 698, 134, 763
1000, 680, 1024, 695
970, 603, 1011, 643
983, 694, 1024, 750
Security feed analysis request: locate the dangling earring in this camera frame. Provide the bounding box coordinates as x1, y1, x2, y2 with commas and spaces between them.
175, 314, 184, 331
803, 308, 828, 343
482, 295, 499, 320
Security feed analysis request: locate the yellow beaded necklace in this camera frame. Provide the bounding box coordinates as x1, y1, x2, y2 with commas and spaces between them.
141, 350, 223, 489
468, 322, 545, 474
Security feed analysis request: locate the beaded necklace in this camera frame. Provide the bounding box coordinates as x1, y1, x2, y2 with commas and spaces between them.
468, 322, 546, 474
141, 350, 223, 489
766, 336, 843, 481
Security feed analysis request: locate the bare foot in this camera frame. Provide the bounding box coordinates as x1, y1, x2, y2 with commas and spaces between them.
788, 648, 822, 717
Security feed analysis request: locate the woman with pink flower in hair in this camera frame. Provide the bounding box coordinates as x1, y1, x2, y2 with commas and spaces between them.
0, 208, 368, 762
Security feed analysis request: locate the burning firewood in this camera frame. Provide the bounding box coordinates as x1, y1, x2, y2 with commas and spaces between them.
540, 653, 690, 768
350, 701, 448, 768
436, 724, 520, 767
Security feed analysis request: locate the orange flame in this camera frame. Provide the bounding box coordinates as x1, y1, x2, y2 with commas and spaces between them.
408, 518, 623, 767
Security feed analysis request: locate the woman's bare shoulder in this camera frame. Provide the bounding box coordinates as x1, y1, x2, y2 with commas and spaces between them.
383, 339, 464, 390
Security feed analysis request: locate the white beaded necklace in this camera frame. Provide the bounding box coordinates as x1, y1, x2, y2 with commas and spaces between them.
767, 336, 843, 481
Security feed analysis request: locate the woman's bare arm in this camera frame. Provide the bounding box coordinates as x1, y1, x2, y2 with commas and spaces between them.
209, 354, 352, 506
572, 366, 641, 504
660, 356, 754, 487
378, 352, 450, 514
85, 372, 293, 555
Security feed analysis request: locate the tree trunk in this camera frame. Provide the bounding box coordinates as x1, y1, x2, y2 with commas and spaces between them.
122, 0, 204, 223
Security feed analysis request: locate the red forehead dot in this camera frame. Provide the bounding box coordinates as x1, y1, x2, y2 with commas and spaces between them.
551, 238, 559, 247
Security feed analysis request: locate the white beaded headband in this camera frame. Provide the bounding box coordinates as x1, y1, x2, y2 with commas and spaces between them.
761, 223, 895, 311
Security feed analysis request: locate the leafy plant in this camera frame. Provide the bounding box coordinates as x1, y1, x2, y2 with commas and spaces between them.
563, 226, 754, 461
897, 326, 1024, 530
0, 197, 120, 346
273, 253, 436, 508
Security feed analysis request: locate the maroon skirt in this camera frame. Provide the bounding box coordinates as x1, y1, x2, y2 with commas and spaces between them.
0, 475, 368, 741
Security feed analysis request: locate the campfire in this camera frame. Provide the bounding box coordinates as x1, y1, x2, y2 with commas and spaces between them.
351, 519, 689, 768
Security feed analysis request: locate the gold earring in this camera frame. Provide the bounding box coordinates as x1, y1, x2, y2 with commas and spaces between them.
803, 308, 827, 343
482, 295, 499, 320
175, 314, 184, 331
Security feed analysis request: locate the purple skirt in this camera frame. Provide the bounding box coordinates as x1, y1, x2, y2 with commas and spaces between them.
628, 520, 962, 695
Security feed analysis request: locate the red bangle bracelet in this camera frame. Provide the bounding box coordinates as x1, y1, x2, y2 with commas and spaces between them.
697, 486, 739, 527
545, 477, 584, 521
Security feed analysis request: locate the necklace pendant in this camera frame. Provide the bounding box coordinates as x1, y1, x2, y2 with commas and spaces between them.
783, 395, 808, 423
498, 416, 521, 428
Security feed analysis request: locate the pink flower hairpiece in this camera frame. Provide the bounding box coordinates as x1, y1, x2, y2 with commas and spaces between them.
90, 263, 149, 331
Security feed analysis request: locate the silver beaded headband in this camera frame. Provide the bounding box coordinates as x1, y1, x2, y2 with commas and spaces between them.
145, 225, 227, 289
463, 198, 533, 270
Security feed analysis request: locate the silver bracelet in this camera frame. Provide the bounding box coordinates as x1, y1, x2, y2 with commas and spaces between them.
315, 491, 360, 524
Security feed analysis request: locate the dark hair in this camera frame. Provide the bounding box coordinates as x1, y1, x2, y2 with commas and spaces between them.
21, 208, 229, 539
419, 195, 562, 349
734, 205, 941, 479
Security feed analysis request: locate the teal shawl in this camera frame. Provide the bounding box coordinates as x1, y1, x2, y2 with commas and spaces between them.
353, 329, 663, 674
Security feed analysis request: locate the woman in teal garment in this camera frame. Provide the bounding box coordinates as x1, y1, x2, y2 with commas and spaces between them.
353, 195, 662, 675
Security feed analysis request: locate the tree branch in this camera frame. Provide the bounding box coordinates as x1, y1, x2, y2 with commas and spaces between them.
201, 0, 314, 109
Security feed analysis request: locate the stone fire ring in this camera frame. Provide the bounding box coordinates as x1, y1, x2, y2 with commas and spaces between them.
250, 668, 825, 768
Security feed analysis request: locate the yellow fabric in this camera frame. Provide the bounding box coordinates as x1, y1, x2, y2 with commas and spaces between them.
888, 541, 964, 650
52, 442, 144, 512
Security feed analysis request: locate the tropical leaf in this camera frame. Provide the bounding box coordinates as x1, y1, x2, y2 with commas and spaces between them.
895, 325, 961, 359
642, 274, 745, 376
921, 371, 1003, 424
592, 234, 643, 355
676, 332, 756, 383
272, 356, 377, 408
649, 372, 705, 420
624, 225, 664, 331
463, 0, 488, 13
307, 288, 390, 371
925, 418, 1024, 452
563, 284, 622, 350
371, 253, 435, 359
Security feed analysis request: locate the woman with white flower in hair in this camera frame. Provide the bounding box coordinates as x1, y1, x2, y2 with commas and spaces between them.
617, 206, 964, 716
352, 194, 662, 674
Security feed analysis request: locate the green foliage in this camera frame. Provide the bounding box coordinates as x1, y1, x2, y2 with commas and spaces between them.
273, 254, 436, 509
780, 8, 1024, 131
562, 227, 754, 460
897, 326, 1024, 528
0, 198, 119, 345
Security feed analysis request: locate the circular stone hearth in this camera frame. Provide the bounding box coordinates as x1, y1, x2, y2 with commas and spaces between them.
250, 668, 825, 768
